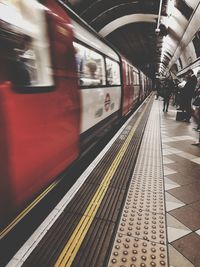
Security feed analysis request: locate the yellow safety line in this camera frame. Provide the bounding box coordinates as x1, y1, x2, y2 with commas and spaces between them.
55, 101, 149, 267
0, 179, 60, 239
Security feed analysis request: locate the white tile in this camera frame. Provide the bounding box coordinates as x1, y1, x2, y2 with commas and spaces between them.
165, 192, 184, 203
168, 148, 182, 154
163, 157, 175, 164
162, 138, 169, 142
164, 177, 180, 190
163, 150, 174, 155
173, 136, 194, 141
167, 226, 191, 242
191, 157, 200, 164
196, 229, 200, 236
163, 149, 175, 155
162, 137, 178, 143
165, 193, 185, 211
168, 244, 195, 267
165, 183, 180, 190
164, 166, 177, 175
167, 214, 191, 231
165, 177, 180, 186
162, 144, 171, 149
166, 201, 185, 212
179, 152, 197, 160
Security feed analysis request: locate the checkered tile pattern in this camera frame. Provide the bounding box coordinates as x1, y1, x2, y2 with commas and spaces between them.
160, 101, 200, 267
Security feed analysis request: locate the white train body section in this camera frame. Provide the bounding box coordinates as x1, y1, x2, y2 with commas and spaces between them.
72, 19, 121, 134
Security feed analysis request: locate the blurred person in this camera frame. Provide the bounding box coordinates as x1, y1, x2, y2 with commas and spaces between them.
181, 69, 197, 122
173, 79, 181, 108
193, 70, 200, 130
0, 30, 30, 87
86, 61, 97, 79
75, 46, 83, 76
177, 77, 187, 111
154, 78, 161, 99
162, 77, 174, 112
9, 36, 32, 87
18, 35, 36, 85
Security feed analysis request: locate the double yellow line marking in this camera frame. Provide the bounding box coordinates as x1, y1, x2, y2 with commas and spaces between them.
55, 103, 148, 267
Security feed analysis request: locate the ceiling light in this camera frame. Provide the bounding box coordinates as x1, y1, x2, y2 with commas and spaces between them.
155, 0, 163, 34
167, 0, 175, 17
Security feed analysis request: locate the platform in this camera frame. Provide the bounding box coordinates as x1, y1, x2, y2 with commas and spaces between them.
6, 96, 200, 267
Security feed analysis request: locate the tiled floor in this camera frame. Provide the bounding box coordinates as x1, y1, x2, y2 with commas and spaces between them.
160, 100, 200, 267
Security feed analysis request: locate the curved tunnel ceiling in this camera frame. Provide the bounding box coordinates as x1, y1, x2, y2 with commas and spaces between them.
66, 0, 200, 78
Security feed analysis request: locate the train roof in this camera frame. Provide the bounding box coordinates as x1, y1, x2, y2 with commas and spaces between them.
71, 19, 120, 62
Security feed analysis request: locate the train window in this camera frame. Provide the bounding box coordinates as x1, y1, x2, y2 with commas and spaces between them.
0, 0, 53, 88
106, 58, 120, 86
133, 71, 139, 85
130, 66, 133, 85
73, 42, 106, 87
125, 63, 129, 85
127, 65, 131, 85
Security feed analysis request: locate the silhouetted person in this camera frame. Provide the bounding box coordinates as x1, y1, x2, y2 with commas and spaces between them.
86, 61, 97, 79
163, 78, 174, 112
193, 71, 200, 130
10, 60, 30, 87
9, 35, 33, 87
182, 69, 197, 122
173, 79, 181, 108
155, 78, 161, 99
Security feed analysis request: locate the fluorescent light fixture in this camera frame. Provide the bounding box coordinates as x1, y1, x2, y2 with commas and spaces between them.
167, 0, 175, 17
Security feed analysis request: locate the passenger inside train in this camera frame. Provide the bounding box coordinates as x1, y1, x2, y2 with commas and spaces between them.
74, 42, 105, 86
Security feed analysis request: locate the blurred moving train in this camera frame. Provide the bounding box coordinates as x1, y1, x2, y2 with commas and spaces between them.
0, 0, 152, 226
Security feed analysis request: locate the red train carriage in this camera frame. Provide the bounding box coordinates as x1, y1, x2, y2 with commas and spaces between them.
121, 57, 141, 116
0, 0, 80, 223
0, 0, 151, 226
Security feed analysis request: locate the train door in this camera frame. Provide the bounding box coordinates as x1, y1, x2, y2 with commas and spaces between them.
129, 66, 134, 109
121, 59, 130, 116
0, 0, 80, 222
133, 70, 140, 104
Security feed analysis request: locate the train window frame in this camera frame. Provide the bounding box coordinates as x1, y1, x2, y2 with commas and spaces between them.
105, 57, 121, 86
73, 40, 106, 88
73, 39, 121, 88
125, 63, 129, 85
0, 0, 54, 92
133, 71, 140, 86
129, 66, 133, 85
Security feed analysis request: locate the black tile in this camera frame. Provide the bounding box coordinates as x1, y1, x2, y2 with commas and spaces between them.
169, 205, 200, 231
172, 233, 200, 267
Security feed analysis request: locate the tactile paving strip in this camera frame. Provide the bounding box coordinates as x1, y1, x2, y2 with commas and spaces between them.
109, 234, 167, 267
107, 101, 168, 267
131, 166, 164, 193
118, 210, 166, 245
124, 188, 165, 214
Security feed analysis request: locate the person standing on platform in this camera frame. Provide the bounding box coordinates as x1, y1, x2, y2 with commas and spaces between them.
181, 69, 197, 122
162, 77, 174, 112
155, 78, 161, 99
174, 79, 181, 108
193, 71, 200, 130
